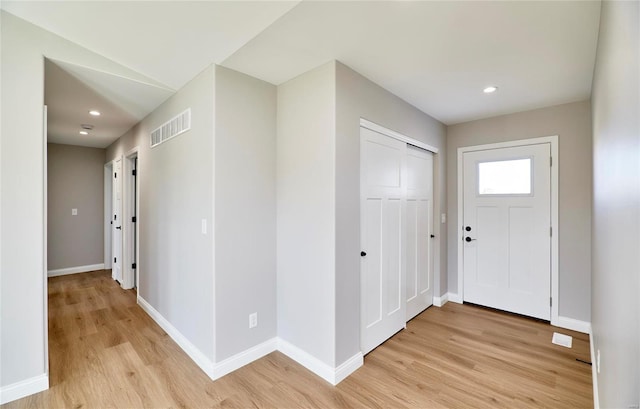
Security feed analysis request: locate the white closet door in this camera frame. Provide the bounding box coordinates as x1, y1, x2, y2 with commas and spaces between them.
360, 127, 407, 355
406, 146, 434, 321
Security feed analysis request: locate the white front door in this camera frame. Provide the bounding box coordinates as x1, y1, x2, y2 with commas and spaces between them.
463, 143, 551, 320
406, 146, 434, 321
360, 127, 407, 355
112, 158, 122, 283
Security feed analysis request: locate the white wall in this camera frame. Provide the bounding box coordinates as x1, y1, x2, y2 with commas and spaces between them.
277, 61, 337, 366
335, 61, 447, 365
106, 66, 216, 362
590, 1, 639, 407
446, 100, 593, 322
0, 10, 167, 396
214, 66, 277, 361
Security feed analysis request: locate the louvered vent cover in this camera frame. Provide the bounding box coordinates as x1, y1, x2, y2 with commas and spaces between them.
151, 109, 191, 148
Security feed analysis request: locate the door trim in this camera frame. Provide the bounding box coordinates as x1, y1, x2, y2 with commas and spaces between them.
122, 147, 139, 290
104, 161, 114, 270
456, 136, 559, 326
360, 118, 439, 154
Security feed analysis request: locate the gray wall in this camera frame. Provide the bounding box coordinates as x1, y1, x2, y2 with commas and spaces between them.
214, 66, 277, 361
47, 144, 105, 271
277, 61, 337, 366
446, 100, 593, 322
107, 66, 216, 362
335, 61, 447, 365
590, 1, 639, 407
0, 11, 166, 390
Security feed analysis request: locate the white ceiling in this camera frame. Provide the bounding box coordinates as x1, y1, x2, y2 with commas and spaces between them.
45, 59, 175, 148
5, 0, 601, 139
222, 1, 602, 124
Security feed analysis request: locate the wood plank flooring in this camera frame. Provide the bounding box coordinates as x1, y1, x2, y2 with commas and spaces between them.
4, 270, 592, 408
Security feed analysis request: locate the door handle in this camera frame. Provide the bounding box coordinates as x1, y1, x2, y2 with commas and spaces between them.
116, 226, 122, 230
430, 234, 435, 238
465, 237, 476, 242
361, 251, 367, 257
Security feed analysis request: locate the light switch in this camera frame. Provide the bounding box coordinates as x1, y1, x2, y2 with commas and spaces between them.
72, 208, 78, 216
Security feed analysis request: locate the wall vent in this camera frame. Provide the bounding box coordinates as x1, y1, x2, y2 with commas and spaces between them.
151, 108, 191, 148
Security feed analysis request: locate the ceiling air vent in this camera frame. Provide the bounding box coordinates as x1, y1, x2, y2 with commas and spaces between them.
151, 108, 191, 148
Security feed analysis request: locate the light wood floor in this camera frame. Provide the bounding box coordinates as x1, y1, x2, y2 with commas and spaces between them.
4, 270, 592, 408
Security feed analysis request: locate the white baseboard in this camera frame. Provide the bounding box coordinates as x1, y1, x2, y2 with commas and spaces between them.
213, 338, 277, 379
0, 374, 48, 405
277, 338, 362, 385
555, 316, 591, 334
433, 293, 449, 307
137, 296, 216, 379
589, 326, 599, 409
48, 263, 104, 277
334, 351, 364, 384
448, 292, 463, 304
137, 297, 363, 386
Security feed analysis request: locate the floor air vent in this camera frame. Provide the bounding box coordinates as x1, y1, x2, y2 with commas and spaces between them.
151, 108, 191, 148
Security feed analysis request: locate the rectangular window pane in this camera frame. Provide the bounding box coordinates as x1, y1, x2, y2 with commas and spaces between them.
478, 158, 531, 195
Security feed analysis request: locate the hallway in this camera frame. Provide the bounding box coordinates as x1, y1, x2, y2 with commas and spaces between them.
4, 270, 592, 408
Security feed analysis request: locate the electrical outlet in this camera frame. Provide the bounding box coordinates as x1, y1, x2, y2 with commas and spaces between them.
249, 312, 258, 329
596, 349, 601, 374
72, 208, 78, 216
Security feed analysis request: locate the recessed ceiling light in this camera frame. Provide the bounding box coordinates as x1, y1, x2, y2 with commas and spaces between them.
79, 131, 89, 135
483, 86, 498, 94
89, 110, 101, 116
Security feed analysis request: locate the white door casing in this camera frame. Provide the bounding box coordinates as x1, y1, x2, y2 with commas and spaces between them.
406, 146, 434, 321
112, 158, 123, 283
360, 127, 407, 355
462, 143, 551, 320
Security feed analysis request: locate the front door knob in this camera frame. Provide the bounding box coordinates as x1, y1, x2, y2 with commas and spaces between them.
465, 237, 476, 242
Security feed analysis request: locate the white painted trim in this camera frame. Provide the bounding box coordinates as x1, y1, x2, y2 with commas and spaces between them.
137, 296, 216, 379
555, 316, 591, 334
213, 338, 277, 380
0, 374, 48, 405
47, 263, 105, 277
277, 339, 363, 385
589, 326, 599, 409
448, 292, 463, 304
277, 339, 335, 384
104, 161, 114, 270
42, 104, 49, 377
456, 136, 559, 324
334, 351, 364, 384
122, 148, 139, 290
433, 293, 449, 307
360, 118, 439, 153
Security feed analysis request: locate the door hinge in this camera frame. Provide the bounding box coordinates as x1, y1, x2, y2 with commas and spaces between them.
132, 169, 136, 176
114, 257, 117, 263
114, 172, 117, 178
132, 216, 136, 223
550, 226, 553, 237
550, 297, 552, 307
550, 156, 553, 167
132, 263, 136, 269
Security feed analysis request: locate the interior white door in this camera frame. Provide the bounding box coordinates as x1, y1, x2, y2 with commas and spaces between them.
360, 127, 407, 355
463, 143, 551, 320
406, 146, 434, 321
112, 158, 122, 283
